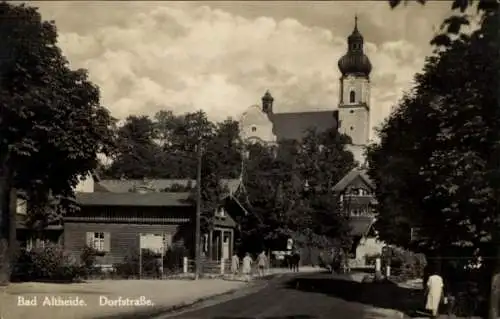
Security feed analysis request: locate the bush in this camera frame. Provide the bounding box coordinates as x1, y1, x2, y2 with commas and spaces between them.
163, 245, 188, 274
318, 251, 334, 270
382, 246, 426, 281
114, 249, 161, 278
80, 245, 101, 278
11, 243, 82, 282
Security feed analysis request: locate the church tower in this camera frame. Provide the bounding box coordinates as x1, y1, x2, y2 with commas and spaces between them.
337, 16, 372, 165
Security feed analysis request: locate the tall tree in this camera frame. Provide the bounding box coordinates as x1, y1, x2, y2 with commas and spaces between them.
370, 0, 499, 315
241, 127, 355, 253
154, 110, 183, 148
183, 114, 237, 236
297, 128, 355, 249
0, 2, 115, 284
155, 110, 216, 179
107, 115, 158, 179
211, 118, 243, 179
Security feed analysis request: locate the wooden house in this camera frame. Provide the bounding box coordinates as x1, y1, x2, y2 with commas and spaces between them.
332, 167, 384, 267
63, 176, 245, 269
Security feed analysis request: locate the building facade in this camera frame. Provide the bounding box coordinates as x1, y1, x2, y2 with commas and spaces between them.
66, 177, 243, 268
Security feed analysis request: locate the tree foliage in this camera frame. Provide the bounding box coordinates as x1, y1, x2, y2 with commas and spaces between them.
105, 111, 242, 180
239, 128, 355, 254
371, 0, 499, 260
107, 115, 157, 179
0, 2, 116, 284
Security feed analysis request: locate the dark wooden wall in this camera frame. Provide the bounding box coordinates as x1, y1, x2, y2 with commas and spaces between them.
64, 205, 195, 265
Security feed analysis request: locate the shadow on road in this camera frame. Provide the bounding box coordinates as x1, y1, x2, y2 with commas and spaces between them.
283, 274, 425, 317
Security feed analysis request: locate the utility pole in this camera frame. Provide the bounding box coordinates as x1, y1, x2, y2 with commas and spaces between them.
194, 141, 202, 280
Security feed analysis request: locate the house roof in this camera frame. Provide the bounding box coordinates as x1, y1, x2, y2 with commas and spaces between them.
270, 110, 338, 141
332, 167, 374, 192
97, 178, 241, 195
349, 215, 375, 237
75, 192, 192, 207
213, 215, 237, 228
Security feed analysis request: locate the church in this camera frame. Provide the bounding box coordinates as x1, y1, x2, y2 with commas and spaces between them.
238, 17, 383, 267
239, 16, 371, 165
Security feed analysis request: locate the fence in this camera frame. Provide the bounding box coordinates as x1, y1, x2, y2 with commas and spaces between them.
89, 257, 232, 279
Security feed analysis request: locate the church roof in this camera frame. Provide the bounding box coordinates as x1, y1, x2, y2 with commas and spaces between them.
269, 110, 338, 141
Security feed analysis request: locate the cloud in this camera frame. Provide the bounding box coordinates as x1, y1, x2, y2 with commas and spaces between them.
32, 1, 459, 136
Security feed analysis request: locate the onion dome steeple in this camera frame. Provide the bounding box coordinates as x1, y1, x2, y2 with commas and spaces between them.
338, 16, 372, 77
262, 90, 274, 114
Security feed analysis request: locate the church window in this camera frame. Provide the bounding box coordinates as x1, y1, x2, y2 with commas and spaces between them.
251, 126, 257, 132
349, 90, 356, 103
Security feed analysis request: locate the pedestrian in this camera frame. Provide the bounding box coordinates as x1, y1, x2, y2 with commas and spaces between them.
242, 252, 253, 280
286, 253, 293, 271
425, 268, 444, 319
231, 252, 240, 276
257, 250, 267, 277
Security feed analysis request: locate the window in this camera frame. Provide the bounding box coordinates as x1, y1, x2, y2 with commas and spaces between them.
86, 232, 110, 252
350, 126, 354, 130
350, 110, 354, 114
349, 91, 356, 103
93, 232, 105, 251
251, 126, 257, 132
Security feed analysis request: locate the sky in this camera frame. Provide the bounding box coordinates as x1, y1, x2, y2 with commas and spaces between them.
31, 1, 461, 135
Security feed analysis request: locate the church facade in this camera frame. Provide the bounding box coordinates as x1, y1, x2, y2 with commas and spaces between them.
239, 17, 384, 267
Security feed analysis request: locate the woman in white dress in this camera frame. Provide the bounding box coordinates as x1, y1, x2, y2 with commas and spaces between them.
231, 253, 240, 275
426, 270, 444, 318
242, 253, 253, 280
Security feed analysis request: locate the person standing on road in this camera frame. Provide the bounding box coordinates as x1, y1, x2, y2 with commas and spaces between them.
257, 250, 268, 277
425, 269, 444, 319
231, 252, 240, 275
242, 253, 253, 280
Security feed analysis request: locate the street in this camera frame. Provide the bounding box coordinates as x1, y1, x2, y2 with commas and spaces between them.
161, 273, 401, 319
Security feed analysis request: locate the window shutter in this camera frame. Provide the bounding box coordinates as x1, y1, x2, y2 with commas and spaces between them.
86, 232, 93, 247
103, 232, 111, 252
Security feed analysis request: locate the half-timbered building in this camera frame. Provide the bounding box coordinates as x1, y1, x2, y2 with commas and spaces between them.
332, 167, 384, 267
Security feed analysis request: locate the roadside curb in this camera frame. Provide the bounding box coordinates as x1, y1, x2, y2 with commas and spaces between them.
90, 277, 276, 319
